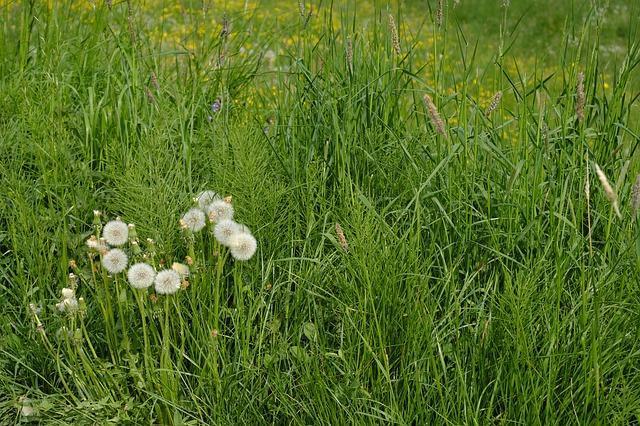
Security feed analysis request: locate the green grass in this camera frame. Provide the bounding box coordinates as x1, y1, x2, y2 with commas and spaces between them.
1, 0, 640, 423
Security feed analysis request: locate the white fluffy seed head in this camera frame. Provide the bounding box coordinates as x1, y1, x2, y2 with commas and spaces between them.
196, 190, 220, 210
127, 263, 156, 289
154, 269, 181, 295
206, 199, 234, 223
102, 249, 128, 274
229, 233, 257, 261
214, 220, 240, 246
171, 262, 190, 278
181, 208, 206, 232
102, 220, 129, 246
61, 288, 75, 299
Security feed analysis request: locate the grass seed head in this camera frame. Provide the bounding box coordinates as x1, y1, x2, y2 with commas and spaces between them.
388, 14, 401, 55
335, 223, 349, 251
485, 91, 503, 116
594, 163, 621, 219
423, 94, 446, 136
631, 174, 640, 215
576, 71, 585, 123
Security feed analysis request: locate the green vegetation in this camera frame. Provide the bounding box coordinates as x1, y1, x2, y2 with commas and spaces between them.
1, 0, 639, 423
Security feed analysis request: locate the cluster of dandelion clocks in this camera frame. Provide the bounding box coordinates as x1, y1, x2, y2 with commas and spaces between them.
184, 190, 258, 261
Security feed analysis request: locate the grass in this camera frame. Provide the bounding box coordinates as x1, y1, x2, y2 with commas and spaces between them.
1, 0, 640, 423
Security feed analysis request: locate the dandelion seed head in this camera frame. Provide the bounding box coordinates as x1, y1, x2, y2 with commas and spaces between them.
181, 208, 206, 232
61, 288, 75, 300
103, 220, 129, 246
207, 199, 234, 223
196, 190, 220, 210
102, 248, 129, 274
229, 233, 257, 261
127, 263, 156, 289
154, 269, 181, 295
214, 219, 240, 246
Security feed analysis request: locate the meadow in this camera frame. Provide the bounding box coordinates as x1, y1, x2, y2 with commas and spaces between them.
1, 0, 640, 424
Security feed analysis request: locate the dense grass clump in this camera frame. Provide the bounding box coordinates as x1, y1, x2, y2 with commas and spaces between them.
1, 0, 639, 423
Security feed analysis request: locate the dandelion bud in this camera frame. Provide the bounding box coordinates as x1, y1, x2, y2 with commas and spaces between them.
131, 240, 142, 255
92, 210, 102, 225
128, 223, 137, 240
181, 279, 190, 290
68, 273, 77, 288
73, 328, 82, 343
78, 297, 87, 313
149, 293, 158, 304
68, 259, 77, 270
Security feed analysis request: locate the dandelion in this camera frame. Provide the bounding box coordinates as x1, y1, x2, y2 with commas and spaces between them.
181, 208, 206, 232
423, 94, 446, 136
594, 163, 621, 219
576, 71, 585, 123
127, 263, 156, 289
229, 232, 257, 261
154, 269, 181, 295
485, 91, 503, 116
86, 235, 109, 253
207, 199, 234, 223
631, 174, 640, 215
335, 223, 349, 251
171, 262, 190, 278
103, 219, 129, 246
214, 219, 240, 246
388, 14, 400, 55
196, 190, 220, 210
102, 248, 129, 274
61, 288, 75, 300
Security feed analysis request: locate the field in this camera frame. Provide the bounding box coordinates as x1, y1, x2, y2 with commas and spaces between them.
1, 0, 640, 424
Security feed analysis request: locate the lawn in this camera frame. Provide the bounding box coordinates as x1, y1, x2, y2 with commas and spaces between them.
1, 0, 640, 424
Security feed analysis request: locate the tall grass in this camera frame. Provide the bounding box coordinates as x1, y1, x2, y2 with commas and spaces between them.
1, 0, 639, 423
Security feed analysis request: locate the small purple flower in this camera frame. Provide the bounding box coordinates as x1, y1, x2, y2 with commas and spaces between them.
211, 98, 222, 113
